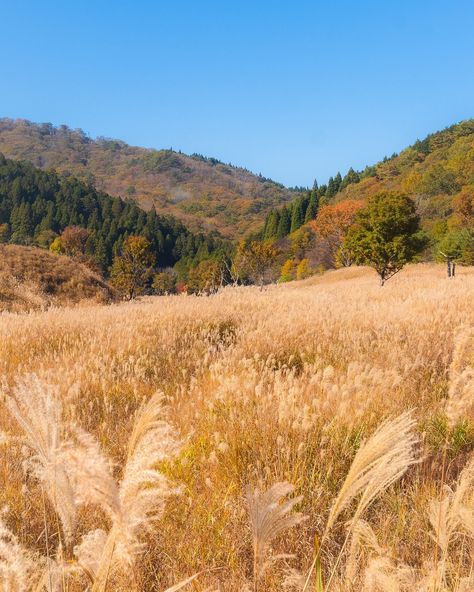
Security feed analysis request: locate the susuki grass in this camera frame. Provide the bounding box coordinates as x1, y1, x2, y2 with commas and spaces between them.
0, 264, 473, 590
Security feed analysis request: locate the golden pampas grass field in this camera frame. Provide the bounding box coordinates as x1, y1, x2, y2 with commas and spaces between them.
0, 264, 473, 591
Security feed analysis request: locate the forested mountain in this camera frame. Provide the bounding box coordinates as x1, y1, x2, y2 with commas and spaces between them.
261, 120, 474, 241
0, 155, 227, 278
254, 121, 474, 284
0, 118, 299, 238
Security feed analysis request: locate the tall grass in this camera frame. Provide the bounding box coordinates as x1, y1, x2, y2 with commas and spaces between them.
0, 264, 473, 590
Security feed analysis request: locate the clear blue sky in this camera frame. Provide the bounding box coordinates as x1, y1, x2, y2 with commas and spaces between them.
1, 0, 473, 187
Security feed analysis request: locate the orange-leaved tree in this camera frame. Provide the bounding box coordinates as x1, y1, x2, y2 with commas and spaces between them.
309, 200, 365, 266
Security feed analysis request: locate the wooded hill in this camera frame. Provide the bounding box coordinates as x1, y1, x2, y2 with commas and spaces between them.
0, 155, 228, 281
0, 118, 299, 238
261, 120, 474, 242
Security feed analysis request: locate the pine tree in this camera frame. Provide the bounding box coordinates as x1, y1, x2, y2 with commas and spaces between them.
264, 210, 280, 239
290, 199, 305, 233
304, 191, 318, 222
277, 207, 291, 238
341, 167, 360, 190
326, 176, 336, 198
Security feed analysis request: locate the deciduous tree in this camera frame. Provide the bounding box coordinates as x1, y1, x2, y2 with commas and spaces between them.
296, 258, 312, 280
279, 258, 298, 283
152, 269, 177, 295
233, 240, 279, 289
110, 235, 155, 299
343, 192, 426, 285
59, 226, 91, 257
187, 259, 224, 294
309, 200, 365, 266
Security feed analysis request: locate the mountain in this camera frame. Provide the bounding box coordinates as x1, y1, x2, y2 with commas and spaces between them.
0, 244, 116, 312
0, 118, 298, 238
330, 119, 474, 234
262, 119, 474, 240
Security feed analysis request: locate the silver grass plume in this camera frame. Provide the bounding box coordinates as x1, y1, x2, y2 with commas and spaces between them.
246, 481, 307, 588
91, 392, 180, 591
445, 326, 474, 427
303, 412, 419, 591
345, 519, 386, 585
0, 510, 34, 592
4, 376, 118, 552
4, 376, 77, 546
325, 411, 419, 535
427, 455, 474, 586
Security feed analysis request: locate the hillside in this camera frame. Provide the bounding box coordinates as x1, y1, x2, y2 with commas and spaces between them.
260, 120, 474, 256
1, 264, 473, 588
330, 119, 474, 234
0, 118, 298, 238
0, 244, 116, 311
0, 154, 228, 283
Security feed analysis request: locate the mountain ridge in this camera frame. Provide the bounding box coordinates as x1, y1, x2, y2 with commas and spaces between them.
0, 118, 298, 238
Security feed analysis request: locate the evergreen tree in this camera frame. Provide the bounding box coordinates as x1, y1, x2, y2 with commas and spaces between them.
341, 167, 360, 190
264, 210, 280, 239
290, 198, 305, 233
326, 176, 337, 198
304, 190, 319, 223
277, 207, 291, 238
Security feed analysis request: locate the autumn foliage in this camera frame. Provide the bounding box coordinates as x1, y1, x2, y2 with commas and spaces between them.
309, 199, 365, 266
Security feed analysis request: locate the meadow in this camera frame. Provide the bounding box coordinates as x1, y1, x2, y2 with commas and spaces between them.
0, 264, 473, 591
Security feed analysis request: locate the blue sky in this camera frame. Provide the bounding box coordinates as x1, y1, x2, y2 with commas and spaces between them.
1, 0, 473, 187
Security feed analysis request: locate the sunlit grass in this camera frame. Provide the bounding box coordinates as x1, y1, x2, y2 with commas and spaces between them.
0, 264, 473, 590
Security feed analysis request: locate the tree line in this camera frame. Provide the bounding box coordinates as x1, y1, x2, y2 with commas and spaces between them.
0, 152, 472, 298
261, 166, 375, 241
252, 188, 473, 288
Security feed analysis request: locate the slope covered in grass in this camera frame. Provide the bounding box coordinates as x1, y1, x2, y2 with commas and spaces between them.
0, 264, 473, 589
0, 244, 116, 311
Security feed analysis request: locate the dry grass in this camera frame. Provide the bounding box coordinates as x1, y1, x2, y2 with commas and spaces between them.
0, 264, 473, 590
0, 245, 116, 312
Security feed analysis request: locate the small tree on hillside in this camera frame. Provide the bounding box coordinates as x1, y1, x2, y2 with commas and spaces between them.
279, 258, 298, 283
110, 235, 155, 299
232, 240, 279, 289
343, 192, 426, 285
187, 259, 224, 295
290, 226, 315, 259
152, 269, 177, 295
296, 258, 312, 280
60, 226, 91, 257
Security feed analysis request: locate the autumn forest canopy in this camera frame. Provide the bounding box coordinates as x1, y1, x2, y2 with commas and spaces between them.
0, 118, 473, 296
